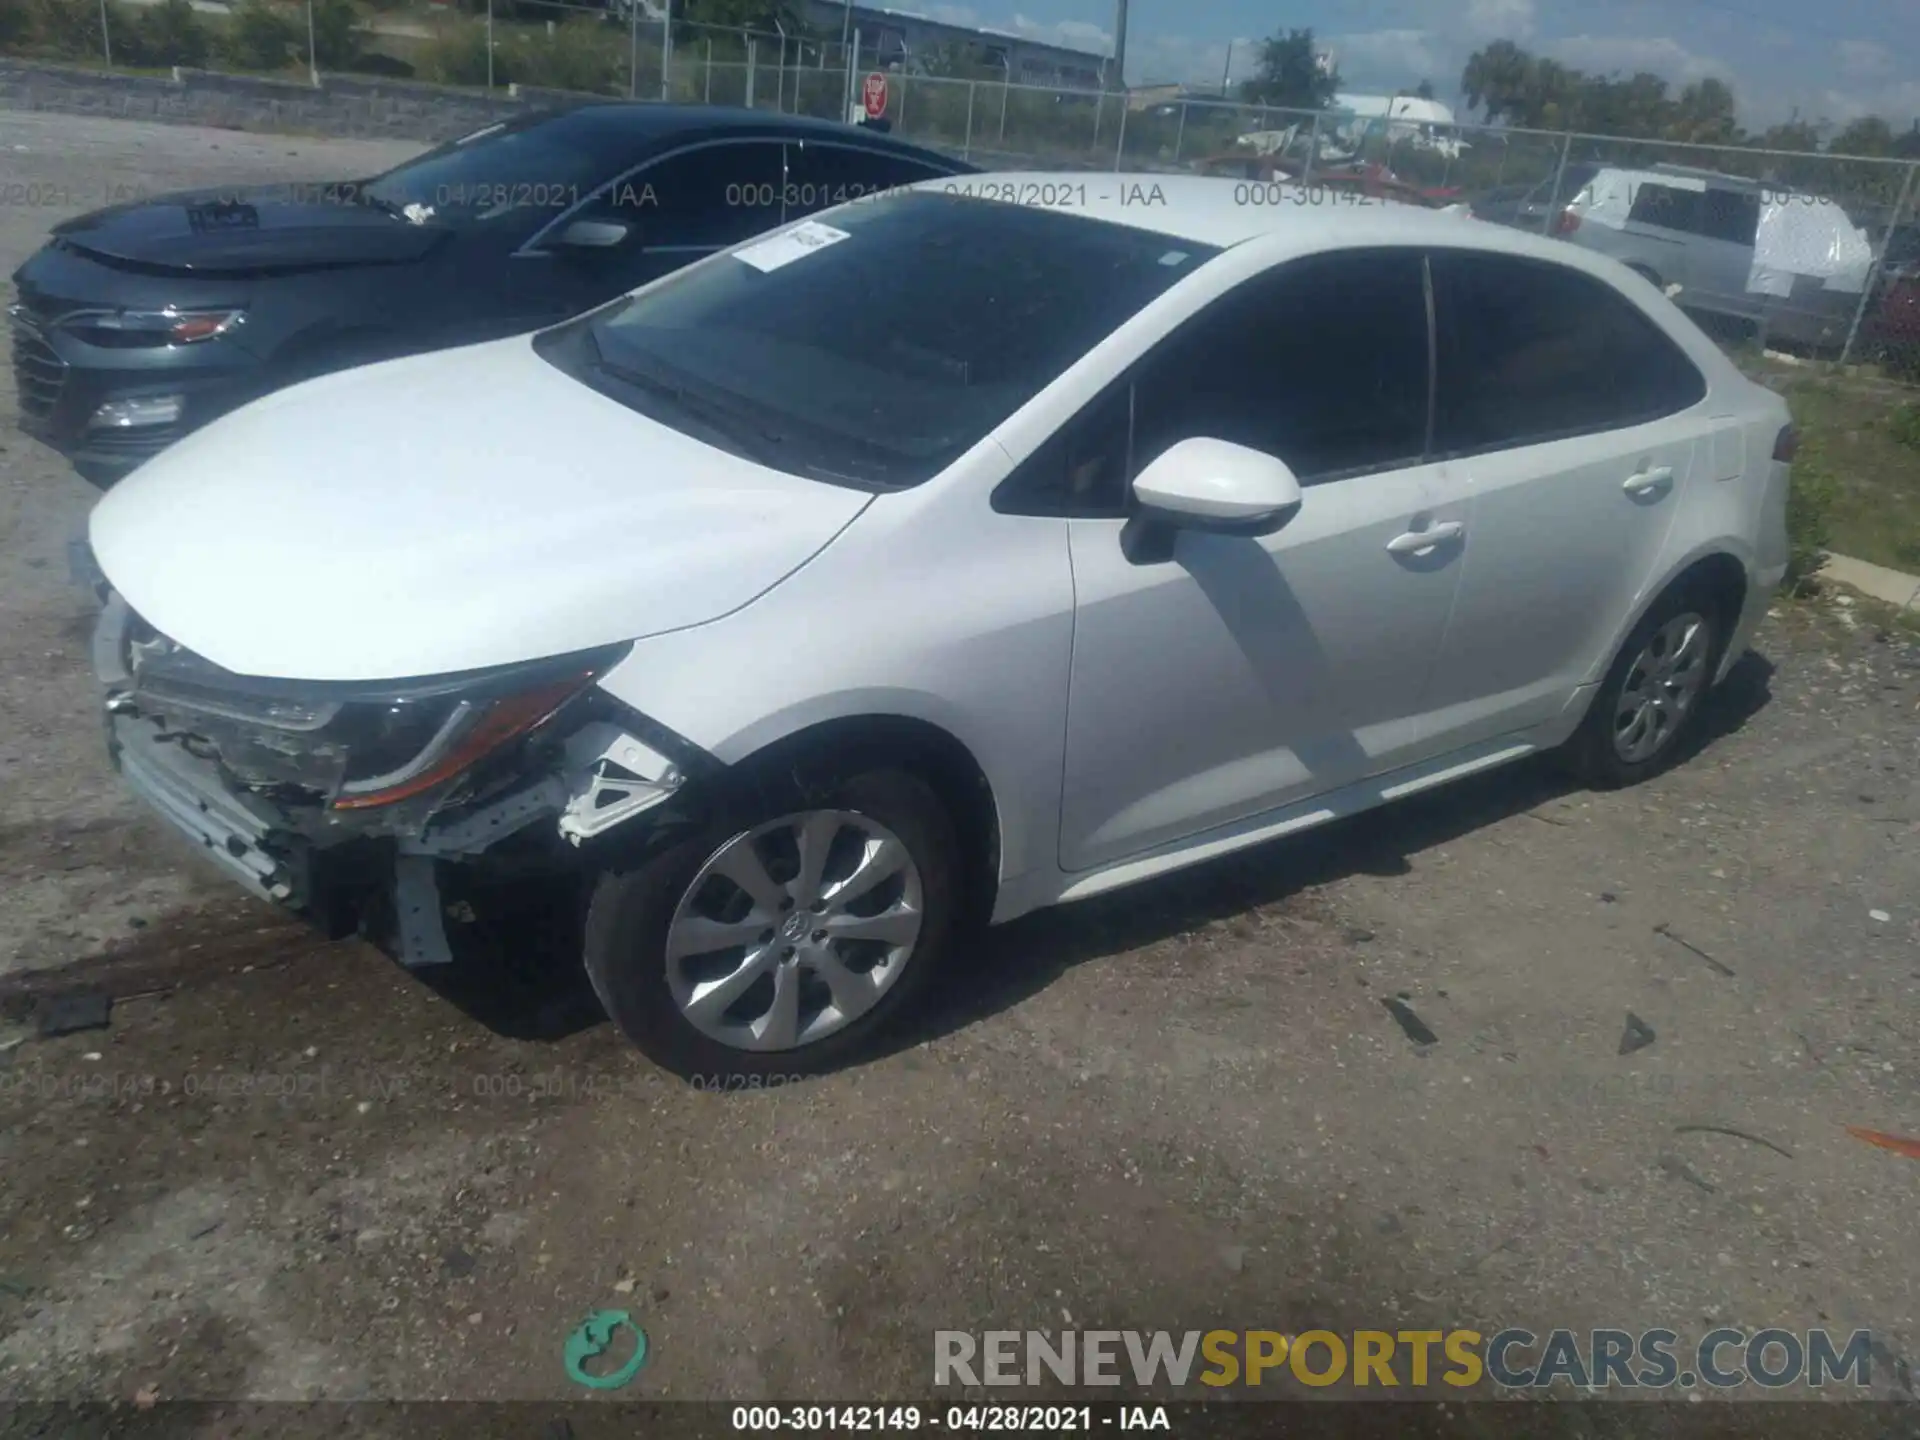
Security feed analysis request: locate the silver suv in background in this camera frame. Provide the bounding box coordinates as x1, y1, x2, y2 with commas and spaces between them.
1553, 164, 1875, 351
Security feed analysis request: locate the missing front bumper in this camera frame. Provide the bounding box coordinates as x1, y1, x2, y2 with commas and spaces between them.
109, 712, 308, 906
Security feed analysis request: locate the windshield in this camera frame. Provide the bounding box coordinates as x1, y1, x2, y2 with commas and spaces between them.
537, 190, 1219, 490
362, 113, 626, 231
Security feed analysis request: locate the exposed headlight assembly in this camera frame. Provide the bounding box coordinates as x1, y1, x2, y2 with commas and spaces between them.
125, 636, 630, 813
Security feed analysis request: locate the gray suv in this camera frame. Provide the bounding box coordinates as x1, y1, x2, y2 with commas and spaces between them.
1556, 164, 1871, 351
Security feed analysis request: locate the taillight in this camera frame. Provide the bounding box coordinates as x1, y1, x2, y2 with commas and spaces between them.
1554, 208, 1580, 235
1772, 424, 1798, 463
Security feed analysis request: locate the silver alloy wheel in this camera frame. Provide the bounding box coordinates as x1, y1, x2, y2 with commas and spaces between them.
1612, 611, 1712, 764
663, 809, 925, 1052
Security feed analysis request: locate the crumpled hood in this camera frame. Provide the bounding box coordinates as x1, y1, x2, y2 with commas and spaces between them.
89, 335, 873, 682
52, 183, 447, 273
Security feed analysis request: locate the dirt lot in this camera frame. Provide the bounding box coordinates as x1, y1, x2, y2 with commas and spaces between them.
3, 112, 1920, 1430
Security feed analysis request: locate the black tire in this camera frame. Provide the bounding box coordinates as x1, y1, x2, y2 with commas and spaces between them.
1566, 582, 1729, 790
583, 766, 961, 1082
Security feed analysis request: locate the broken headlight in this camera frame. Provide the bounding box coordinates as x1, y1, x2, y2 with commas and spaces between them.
126, 636, 630, 811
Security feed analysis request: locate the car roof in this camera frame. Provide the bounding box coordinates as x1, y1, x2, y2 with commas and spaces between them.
515, 102, 967, 169
918, 170, 1502, 250
907, 170, 1724, 321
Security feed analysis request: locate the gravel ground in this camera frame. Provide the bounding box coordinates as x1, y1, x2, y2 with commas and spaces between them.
2, 112, 1919, 1429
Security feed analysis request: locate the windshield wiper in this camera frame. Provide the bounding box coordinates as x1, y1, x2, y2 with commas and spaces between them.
582, 330, 804, 470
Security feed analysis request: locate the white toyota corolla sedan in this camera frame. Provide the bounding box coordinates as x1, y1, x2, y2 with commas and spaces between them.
87, 173, 1793, 1078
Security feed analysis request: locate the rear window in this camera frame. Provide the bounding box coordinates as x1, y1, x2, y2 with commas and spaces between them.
1629, 182, 1705, 234
1549, 164, 1599, 201
1701, 187, 1761, 245
539, 191, 1219, 489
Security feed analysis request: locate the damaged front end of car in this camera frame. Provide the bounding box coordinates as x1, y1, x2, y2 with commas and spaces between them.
93, 593, 716, 968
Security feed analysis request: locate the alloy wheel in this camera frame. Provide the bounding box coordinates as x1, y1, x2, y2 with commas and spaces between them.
1612, 611, 1712, 765
663, 810, 925, 1052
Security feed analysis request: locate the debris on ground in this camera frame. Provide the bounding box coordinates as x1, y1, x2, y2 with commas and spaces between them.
1618, 1012, 1657, 1055
1845, 1126, 1920, 1160
1657, 1154, 1717, 1193
1381, 996, 1437, 1047
1673, 1124, 1795, 1159
34, 989, 112, 1037
1653, 923, 1736, 977
563, 1311, 648, 1390
440, 1247, 476, 1279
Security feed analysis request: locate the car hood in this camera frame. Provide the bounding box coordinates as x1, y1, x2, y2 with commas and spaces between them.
89, 336, 874, 682
51, 183, 448, 273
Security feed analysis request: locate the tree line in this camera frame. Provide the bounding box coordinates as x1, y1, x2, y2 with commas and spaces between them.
1234, 28, 1920, 160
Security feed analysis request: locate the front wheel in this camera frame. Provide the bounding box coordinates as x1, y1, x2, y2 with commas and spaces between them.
583, 768, 961, 1081
1566, 589, 1724, 789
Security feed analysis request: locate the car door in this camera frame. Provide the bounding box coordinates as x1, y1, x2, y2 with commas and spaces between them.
780, 138, 959, 216
1693, 185, 1764, 324
1621, 178, 1704, 292
1418, 248, 1710, 750
1050, 249, 1475, 873
532, 139, 790, 313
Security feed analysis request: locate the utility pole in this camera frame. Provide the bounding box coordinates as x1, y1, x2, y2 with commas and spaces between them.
1110, 0, 1127, 90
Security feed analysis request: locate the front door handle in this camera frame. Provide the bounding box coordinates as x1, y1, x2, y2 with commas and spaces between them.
1386, 520, 1465, 556
1623, 466, 1675, 497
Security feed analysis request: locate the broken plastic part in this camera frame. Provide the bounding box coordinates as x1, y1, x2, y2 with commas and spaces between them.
557, 723, 684, 846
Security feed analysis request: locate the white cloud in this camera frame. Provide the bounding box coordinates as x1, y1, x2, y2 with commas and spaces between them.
1006, 10, 1111, 54
1323, 29, 1443, 87
1128, 32, 1247, 89
1813, 77, 1920, 125
1834, 39, 1893, 81
1545, 34, 1730, 85
919, 4, 983, 25
1464, 0, 1535, 40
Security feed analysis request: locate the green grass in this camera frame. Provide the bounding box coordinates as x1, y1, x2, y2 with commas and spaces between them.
1779, 377, 1920, 575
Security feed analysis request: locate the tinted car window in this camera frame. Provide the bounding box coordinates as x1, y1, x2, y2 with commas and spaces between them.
783, 141, 953, 217
1430, 250, 1706, 454
541, 191, 1218, 489
1130, 249, 1431, 484
1700, 187, 1761, 245
605, 141, 788, 249
363, 113, 636, 232
1629, 181, 1705, 233
994, 383, 1133, 517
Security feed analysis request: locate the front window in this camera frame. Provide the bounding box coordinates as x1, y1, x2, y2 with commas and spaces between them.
361, 112, 631, 233
535, 191, 1220, 490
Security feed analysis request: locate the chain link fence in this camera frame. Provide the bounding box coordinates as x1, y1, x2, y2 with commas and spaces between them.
3, 0, 1916, 375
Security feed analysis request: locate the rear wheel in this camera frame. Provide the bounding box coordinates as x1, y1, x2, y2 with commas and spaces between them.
583, 767, 960, 1081
1567, 586, 1725, 789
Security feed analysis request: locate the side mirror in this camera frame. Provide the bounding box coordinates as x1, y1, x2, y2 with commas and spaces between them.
553, 218, 634, 251
1123, 437, 1302, 564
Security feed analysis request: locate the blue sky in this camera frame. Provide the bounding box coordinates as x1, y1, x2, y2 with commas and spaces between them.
907, 0, 1920, 129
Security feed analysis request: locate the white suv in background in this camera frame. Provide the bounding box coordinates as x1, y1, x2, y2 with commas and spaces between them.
87, 175, 1793, 1079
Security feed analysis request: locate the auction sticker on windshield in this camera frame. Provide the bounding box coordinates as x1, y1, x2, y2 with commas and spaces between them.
734, 220, 851, 274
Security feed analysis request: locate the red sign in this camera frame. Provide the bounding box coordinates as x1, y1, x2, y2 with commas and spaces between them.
862, 72, 889, 120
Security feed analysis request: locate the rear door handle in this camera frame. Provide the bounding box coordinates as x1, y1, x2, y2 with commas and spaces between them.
1623, 466, 1675, 497
1386, 521, 1465, 555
